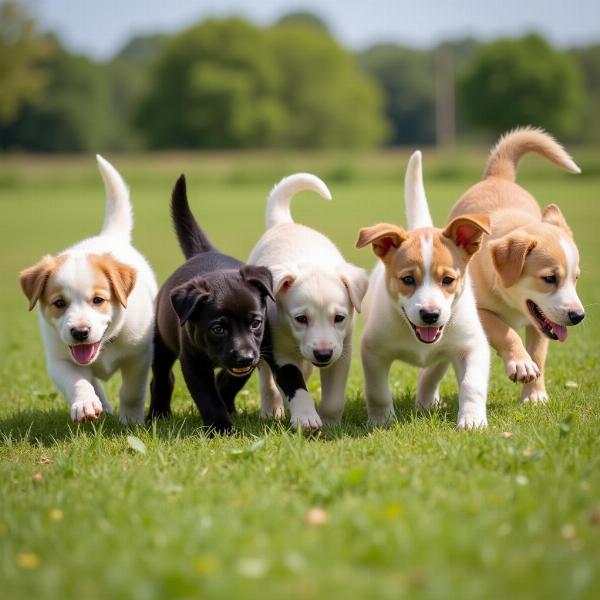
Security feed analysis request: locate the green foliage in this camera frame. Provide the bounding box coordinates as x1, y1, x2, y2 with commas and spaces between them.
461, 34, 584, 137
570, 45, 600, 142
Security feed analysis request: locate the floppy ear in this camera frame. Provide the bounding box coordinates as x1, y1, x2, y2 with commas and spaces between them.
269, 263, 300, 296
489, 233, 538, 288
170, 278, 212, 326
240, 265, 275, 302
20, 255, 58, 310
442, 214, 491, 256
339, 263, 369, 313
355, 223, 408, 260
542, 204, 573, 237
91, 254, 137, 308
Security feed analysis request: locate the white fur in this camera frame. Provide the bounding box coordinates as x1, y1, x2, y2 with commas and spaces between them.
36, 156, 157, 423
360, 152, 490, 429
249, 174, 368, 430
405, 151, 433, 229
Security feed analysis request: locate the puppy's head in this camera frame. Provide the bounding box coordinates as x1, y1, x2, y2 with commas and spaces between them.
20, 253, 137, 365
269, 262, 368, 367
489, 204, 584, 341
170, 265, 273, 375
357, 215, 490, 344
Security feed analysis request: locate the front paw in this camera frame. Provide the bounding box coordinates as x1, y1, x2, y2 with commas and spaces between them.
260, 405, 285, 420
367, 406, 396, 427
416, 392, 440, 412
119, 404, 145, 425
505, 355, 540, 383
290, 409, 322, 431
71, 394, 103, 422
457, 407, 488, 430
521, 385, 549, 404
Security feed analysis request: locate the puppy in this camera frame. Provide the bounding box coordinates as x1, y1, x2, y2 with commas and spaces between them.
248, 174, 368, 430
357, 152, 491, 429
147, 176, 274, 434
449, 127, 585, 403
20, 156, 157, 423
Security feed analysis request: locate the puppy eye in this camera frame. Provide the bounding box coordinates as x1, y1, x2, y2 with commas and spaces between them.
211, 324, 225, 335
401, 276, 415, 285
250, 319, 262, 329
441, 276, 455, 286
334, 314, 346, 323
295, 315, 308, 325
53, 298, 66, 309
542, 275, 557, 284
92, 296, 105, 305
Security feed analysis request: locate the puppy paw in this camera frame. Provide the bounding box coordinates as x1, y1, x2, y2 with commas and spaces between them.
521, 387, 549, 404
505, 356, 540, 383
457, 408, 488, 430
260, 405, 285, 420
71, 394, 103, 422
290, 410, 322, 431
319, 413, 342, 427
416, 392, 440, 412
367, 408, 396, 427
119, 404, 145, 424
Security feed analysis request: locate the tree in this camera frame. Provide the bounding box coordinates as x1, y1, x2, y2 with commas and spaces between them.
570, 45, 600, 142
460, 34, 583, 137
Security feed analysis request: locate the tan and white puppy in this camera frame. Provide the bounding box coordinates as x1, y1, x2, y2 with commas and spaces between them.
357, 152, 491, 429
20, 156, 157, 423
449, 127, 584, 404
248, 174, 368, 430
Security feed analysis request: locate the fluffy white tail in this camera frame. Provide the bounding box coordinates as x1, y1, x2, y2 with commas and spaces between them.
266, 173, 332, 229
97, 154, 133, 241
404, 151, 433, 230
484, 127, 581, 181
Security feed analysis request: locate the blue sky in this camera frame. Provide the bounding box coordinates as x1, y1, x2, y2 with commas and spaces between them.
36, 0, 600, 59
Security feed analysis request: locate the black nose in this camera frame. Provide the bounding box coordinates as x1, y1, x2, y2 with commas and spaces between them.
419, 309, 440, 325
568, 310, 585, 325
70, 327, 90, 342
233, 351, 254, 367
313, 349, 333, 363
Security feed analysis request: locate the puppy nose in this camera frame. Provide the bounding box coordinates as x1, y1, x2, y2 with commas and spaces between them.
233, 351, 254, 367
419, 309, 440, 325
568, 310, 585, 325
70, 327, 90, 342
313, 349, 333, 363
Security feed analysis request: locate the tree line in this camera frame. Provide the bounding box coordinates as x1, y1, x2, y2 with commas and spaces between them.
1, 2, 599, 152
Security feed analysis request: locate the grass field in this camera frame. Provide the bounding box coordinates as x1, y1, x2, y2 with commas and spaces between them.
1, 147, 599, 599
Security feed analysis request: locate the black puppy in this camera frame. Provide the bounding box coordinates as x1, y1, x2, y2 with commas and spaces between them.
147, 176, 274, 433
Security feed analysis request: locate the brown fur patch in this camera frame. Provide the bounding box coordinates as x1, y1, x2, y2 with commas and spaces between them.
89, 254, 137, 308
356, 224, 408, 261
20, 254, 67, 311
542, 204, 573, 237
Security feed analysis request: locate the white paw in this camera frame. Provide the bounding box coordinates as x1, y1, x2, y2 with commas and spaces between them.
71, 395, 103, 422
505, 357, 540, 383
521, 388, 549, 404
260, 405, 285, 420
457, 408, 488, 430
290, 409, 322, 431
319, 412, 342, 427
416, 392, 440, 412
119, 404, 145, 424
367, 408, 396, 427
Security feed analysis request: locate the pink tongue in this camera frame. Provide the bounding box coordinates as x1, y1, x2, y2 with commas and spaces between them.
553, 324, 568, 342
71, 343, 99, 364
416, 327, 440, 342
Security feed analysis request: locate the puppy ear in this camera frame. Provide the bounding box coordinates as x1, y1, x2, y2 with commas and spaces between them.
489, 233, 538, 288
356, 224, 407, 260
339, 263, 369, 313
442, 214, 491, 256
91, 254, 137, 308
240, 265, 275, 302
542, 204, 573, 237
170, 278, 212, 326
270, 264, 300, 296
20, 255, 58, 310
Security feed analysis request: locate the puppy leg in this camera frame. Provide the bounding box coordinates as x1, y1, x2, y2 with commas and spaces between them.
258, 361, 284, 419
119, 352, 151, 424
521, 325, 549, 404
180, 354, 233, 434
47, 360, 103, 422
478, 308, 539, 384
362, 346, 394, 426
416, 361, 449, 411
453, 344, 490, 429
147, 331, 176, 420
92, 379, 113, 415
318, 335, 352, 425
215, 369, 252, 415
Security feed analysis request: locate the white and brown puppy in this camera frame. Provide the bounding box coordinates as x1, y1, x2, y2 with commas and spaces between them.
357, 152, 491, 429
249, 174, 368, 430
20, 156, 157, 423
449, 127, 584, 404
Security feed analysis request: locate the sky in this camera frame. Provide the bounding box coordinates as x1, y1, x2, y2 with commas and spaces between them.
36, 0, 600, 60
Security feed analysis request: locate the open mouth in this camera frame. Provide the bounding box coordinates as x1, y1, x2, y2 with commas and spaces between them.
69, 342, 101, 365
526, 300, 567, 342
402, 309, 443, 344
227, 366, 254, 377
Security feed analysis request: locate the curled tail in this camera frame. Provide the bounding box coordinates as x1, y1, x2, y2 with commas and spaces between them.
266, 173, 332, 229
170, 175, 216, 259
404, 151, 433, 230
484, 126, 581, 181
97, 155, 133, 241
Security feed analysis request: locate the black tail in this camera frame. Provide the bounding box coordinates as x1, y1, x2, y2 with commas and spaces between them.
170, 175, 216, 259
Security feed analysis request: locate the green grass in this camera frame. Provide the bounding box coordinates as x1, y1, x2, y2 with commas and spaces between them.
1, 148, 599, 599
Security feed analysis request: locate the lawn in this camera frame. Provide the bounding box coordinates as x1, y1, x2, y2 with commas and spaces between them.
0, 147, 599, 599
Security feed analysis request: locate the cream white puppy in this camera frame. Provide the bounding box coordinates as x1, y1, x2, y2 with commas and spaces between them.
248, 174, 368, 430
357, 152, 491, 429
20, 156, 157, 423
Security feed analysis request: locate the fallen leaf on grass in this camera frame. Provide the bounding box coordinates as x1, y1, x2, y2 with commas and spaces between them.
499, 431, 513, 439
305, 507, 328, 526
32, 473, 44, 485
228, 439, 265, 459
127, 435, 146, 454
16, 552, 40, 569
564, 380, 578, 389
